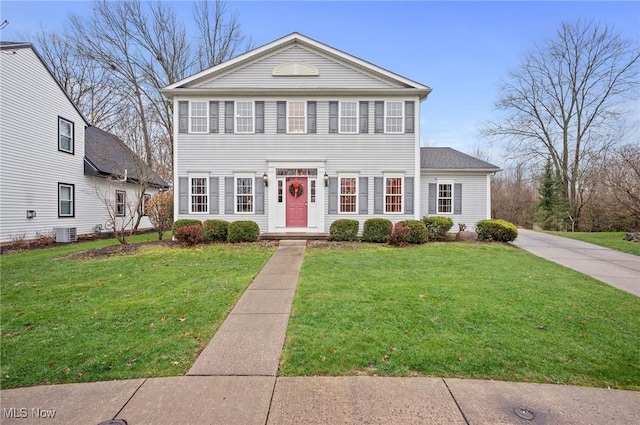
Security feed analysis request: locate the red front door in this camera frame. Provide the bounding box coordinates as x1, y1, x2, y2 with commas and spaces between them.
286, 177, 308, 227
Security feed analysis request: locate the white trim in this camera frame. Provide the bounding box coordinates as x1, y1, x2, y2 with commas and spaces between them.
286, 100, 307, 134
234, 173, 255, 214
436, 179, 454, 215
189, 101, 209, 134
384, 101, 404, 134
486, 174, 492, 219
414, 97, 421, 220
383, 174, 404, 214
338, 173, 359, 214
338, 101, 358, 134
188, 173, 209, 214
234, 101, 255, 134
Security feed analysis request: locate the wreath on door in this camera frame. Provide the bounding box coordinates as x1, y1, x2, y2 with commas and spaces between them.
289, 182, 304, 198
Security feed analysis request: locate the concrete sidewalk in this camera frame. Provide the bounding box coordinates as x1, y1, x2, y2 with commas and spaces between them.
512, 229, 640, 296
2, 238, 639, 425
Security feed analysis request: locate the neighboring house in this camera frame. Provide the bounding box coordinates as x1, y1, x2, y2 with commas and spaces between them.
162, 33, 499, 236
0, 42, 166, 243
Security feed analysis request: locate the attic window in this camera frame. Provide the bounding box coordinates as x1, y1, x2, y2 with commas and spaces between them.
272, 61, 319, 77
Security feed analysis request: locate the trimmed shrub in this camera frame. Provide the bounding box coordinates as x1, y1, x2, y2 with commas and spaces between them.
389, 222, 411, 247
174, 224, 203, 246
362, 218, 392, 243
227, 220, 260, 243
476, 219, 518, 242
172, 219, 202, 233
422, 216, 454, 241
329, 219, 359, 241
399, 220, 428, 244
203, 219, 229, 242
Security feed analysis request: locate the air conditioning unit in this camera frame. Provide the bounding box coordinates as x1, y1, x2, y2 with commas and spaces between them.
53, 227, 77, 243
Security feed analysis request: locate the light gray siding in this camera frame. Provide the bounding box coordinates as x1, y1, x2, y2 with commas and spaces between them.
420, 172, 491, 232
199, 46, 405, 90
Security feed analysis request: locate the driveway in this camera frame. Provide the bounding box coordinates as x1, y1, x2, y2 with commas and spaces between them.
512, 229, 640, 297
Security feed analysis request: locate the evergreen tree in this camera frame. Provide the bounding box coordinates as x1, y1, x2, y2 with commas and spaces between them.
537, 160, 568, 230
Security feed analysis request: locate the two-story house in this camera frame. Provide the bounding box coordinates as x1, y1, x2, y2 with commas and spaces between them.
0, 42, 166, 243
162, 33, 499, 236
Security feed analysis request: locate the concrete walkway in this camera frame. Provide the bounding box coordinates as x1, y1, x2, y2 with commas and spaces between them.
2, 238, 639, 425
512, 229, 640, 297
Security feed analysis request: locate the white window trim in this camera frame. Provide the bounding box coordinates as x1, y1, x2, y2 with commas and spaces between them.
384, 174, 404, 214
115, 190, 127, 217
338, 174, 359, 214
235, 174, 255, 214
58, 183, 74, 217
189, 174, 209, 214
437, 179, 454, 215
189, 101, 209, 134
338, 101, 358, 134
58, 117, 74, 153
235, 101, 255, 134
141, 193, 151, 216
384, 101, 404, 134
286, 101, 307, 134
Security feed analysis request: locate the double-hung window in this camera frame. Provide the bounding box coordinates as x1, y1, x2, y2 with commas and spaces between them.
438, 181, 453, 214
115, 190, 126, 217
287, 101, 306, 133
236, 176, 254, 213
385, 102, 404, 133
339, 102, 358, 134
190, 176, 208, 213
58, 117, 74, 153
385, 176, 403, 213
58, 183, 74, 217
339, 176, 358, 213
189, 102, 208, 133
236, 101, 254, 133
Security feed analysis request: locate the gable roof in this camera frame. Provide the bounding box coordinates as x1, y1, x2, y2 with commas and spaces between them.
0, 41, 90, 127
421, 147, 501, 172
84, 126, 167, 188
162, 32, 432, 99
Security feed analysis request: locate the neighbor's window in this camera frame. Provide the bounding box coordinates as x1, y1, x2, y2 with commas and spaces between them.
339, 102, 358, 133
236, 101, 254, 133
115, 190, 126, 217
339, 176, 357, 213
438, 183, 453, 213
385, 177, 403, 213
141, 193, 151, 216
190, 177, 208, 213
385, 102, 404, 133
287, 101, 306, 133
58, 183, 74, 217
236, 177, 254, 213
190, 102, 208, 133
58, 117, 74, 153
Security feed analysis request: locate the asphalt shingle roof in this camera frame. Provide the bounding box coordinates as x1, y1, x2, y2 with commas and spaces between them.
420, 147, 501, 171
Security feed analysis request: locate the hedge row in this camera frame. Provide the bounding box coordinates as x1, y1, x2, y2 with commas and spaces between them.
172, 219, 259, 245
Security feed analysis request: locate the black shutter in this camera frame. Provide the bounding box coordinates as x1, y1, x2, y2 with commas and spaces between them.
209, 177, 219, 214
329, 101, 338, 134
404, 177, 414, 215
374, 101, 384, 133
178, 176, 188, 213
255, 101, 264, 133
405, 101, 415, 134
178, 101, 188, 133
428, 183, 436, 214
225, 177, 234, 214
454, 183, 462, 214
359, 176, 368, 214
374, 177, 383, 214
209, 101, 219, 133
255, 177, 264, 214
224, 101, 234, 133
277, 101, 286, 133
359, 101, 368, 133
307, 101, 316, 134
328, 177, 338, 214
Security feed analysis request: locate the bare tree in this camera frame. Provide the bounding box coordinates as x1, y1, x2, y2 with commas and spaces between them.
482, 20, 640, 227
606, 144, 640, 223
491, 163, 537, 227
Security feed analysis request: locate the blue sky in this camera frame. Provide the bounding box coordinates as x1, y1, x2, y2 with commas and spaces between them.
2, 1, 639, 166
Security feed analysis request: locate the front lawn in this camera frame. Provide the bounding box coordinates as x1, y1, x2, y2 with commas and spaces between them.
0, 237, 275, 389
545, 231, 640, 256
280, 243, 640, 390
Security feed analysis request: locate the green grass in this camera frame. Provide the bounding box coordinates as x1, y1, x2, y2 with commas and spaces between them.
545, 231, 640, 256
0, 236, 275, 389
280, 243, 640, 390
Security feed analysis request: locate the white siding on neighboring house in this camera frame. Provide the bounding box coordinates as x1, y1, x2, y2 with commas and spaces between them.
420, 172, 492, 231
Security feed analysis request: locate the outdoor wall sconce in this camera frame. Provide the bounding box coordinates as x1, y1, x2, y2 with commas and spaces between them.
324, 172, 329, 187
262, 172, 269, 187
26, 210, 36, 219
